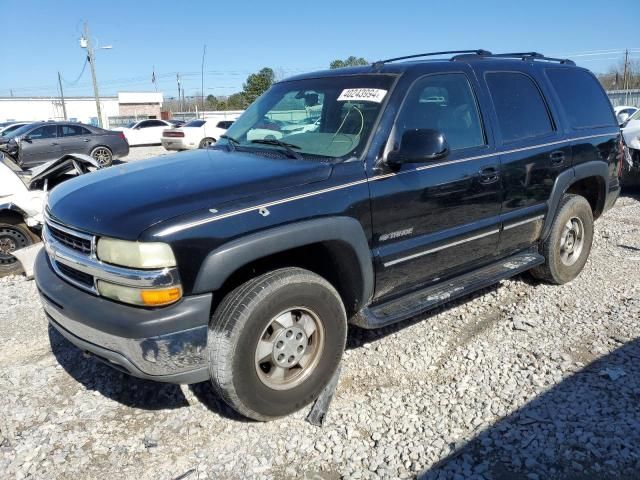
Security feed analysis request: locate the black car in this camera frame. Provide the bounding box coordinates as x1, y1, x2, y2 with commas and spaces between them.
36, 50, 622, 421
0, 122, 129, 168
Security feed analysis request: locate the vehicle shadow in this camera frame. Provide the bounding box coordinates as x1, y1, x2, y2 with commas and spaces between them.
48, 324, 189, 410
417, 337, 640, 479
49, 324, 254, 420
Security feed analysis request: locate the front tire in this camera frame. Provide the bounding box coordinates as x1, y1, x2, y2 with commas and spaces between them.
0, 217, 38, 277
531, 194, 594, 284
90, 146, 113, 167
208, 267, 347, 421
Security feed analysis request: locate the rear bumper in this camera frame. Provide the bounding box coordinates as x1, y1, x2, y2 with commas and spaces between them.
35, 249, 211, 384
161, 138, 197, 150
604, 178, 621, 212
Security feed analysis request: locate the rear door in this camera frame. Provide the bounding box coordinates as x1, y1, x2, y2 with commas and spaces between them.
369, 66, 502, 301
20, 124, 60, 166
475, 66, 567, 255
57, 124, 94, 155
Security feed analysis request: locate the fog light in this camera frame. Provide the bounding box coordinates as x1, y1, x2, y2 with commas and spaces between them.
97, 280, 182, 307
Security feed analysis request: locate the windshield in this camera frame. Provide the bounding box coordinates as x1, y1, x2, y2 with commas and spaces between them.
126, 122, 137, 128
2, 124, 34, 139
184, 120, 206, 127
218, 74, 396, 159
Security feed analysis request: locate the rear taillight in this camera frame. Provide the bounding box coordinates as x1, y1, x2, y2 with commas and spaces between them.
163, 131, 184, 138
118, 132, 126, 141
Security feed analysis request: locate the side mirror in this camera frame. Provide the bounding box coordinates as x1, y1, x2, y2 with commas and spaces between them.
387, 129, 449, 164
22, 135, 32, 143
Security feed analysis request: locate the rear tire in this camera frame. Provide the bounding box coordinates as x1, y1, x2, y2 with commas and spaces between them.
531, 194, 594, 284
90, 146, 113, 167
208, 267, 347, 421
0, 216, 38, 277
199, 137, 216, 148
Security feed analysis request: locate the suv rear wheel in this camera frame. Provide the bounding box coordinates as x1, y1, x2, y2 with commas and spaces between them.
531, 194, 594, 284
207, 267, 347, 421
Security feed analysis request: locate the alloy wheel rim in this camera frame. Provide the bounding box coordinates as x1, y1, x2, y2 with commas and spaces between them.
92, 148, 111, 166
0, 227, 29, 265
254, 307, 325, 391
559, 216, 585, 266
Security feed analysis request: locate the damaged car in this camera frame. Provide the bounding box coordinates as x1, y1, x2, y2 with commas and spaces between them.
0, 153, 101, 276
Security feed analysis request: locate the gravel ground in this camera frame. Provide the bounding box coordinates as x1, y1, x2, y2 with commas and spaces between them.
1, 188, 639, 480
123, 145, 170, 162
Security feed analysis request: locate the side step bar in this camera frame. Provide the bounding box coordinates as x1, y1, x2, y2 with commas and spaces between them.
353, 251, 544, 329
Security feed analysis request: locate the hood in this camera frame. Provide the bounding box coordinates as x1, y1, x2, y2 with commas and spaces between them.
47, 148, 333, 239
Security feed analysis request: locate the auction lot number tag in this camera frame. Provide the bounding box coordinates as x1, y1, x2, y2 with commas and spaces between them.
337, 88, 387, 103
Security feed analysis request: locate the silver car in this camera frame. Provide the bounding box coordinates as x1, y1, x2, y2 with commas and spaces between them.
0, 122, 129, 168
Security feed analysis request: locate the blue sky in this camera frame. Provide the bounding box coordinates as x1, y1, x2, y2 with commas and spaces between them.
2, 0, 639, 98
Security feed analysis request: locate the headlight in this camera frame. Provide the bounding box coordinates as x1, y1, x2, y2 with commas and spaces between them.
97, 280, 182, 307
96, 237, 177, 269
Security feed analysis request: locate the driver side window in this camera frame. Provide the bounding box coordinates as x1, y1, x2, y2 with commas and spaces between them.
395, 73, 485, 152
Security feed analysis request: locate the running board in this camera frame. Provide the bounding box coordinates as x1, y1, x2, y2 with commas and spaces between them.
353, 251, 544, 329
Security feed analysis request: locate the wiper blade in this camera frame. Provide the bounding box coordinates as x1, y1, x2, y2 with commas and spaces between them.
250, 138, 302, 159
220, 134, 239, 151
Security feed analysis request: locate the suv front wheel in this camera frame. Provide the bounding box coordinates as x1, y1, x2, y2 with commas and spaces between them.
207, 267, 347, 421
531, 194, 594, 284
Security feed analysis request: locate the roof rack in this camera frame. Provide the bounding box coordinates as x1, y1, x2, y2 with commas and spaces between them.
487, 52, 575, 65
372, 50, 492, 68
372, 50, 575, 67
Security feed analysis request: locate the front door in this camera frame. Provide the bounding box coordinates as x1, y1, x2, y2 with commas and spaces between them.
369, 70, 502, 301
20, 124, 60, 166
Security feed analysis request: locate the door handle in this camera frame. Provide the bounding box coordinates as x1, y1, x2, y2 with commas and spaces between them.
51, 142, 59, 146
83, 138, 90, 142
549, 150, 565, 165
479, 166, 500, 184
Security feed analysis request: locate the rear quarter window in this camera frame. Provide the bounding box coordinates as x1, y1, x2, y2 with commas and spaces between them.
546, 68, 616, 129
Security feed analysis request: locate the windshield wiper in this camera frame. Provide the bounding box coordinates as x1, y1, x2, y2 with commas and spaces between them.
220, 134, 239, 151
250, 139, 303, 159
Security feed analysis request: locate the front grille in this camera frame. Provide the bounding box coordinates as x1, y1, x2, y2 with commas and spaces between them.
55, 261, 94, 287
48, 224, 92, 254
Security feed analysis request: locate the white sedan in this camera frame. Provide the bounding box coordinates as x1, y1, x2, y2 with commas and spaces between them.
113, 119, 177, 146
161, 119, 233, 151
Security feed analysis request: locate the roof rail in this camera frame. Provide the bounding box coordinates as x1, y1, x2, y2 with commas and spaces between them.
477, 52, 576, 65
372, 49, 492, 68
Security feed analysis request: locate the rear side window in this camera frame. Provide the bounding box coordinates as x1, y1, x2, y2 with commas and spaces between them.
546, 68, 616, 129
486, 72, 554, 143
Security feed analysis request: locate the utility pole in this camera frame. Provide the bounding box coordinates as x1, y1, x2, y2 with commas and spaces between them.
623, 49, 629, 104
57, 72, 68, 120
176, 73, 182, 113
201, 44, 207, 115
83, 21, 103, 127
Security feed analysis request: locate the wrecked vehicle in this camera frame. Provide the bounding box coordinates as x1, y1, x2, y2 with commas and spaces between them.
36, 50, 622, 421
0, 153, 101, 275
621, 110, 640, 187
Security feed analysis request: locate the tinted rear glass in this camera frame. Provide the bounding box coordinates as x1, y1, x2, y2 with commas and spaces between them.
486, 72, 554, 143
546, 68, 616, 129
185, 120, 205, 127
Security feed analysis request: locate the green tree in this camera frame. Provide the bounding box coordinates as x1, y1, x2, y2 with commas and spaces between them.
227, 92, 247, 110
330, 56, 369, 69
242, 67, 275, 105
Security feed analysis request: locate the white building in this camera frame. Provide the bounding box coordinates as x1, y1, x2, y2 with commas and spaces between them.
0, 92, 164, 128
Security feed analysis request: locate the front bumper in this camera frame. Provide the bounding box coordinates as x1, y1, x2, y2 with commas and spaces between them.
35, 250, 211, 384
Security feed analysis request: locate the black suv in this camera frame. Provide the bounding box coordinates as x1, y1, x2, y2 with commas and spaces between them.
35, 50, 622, 421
